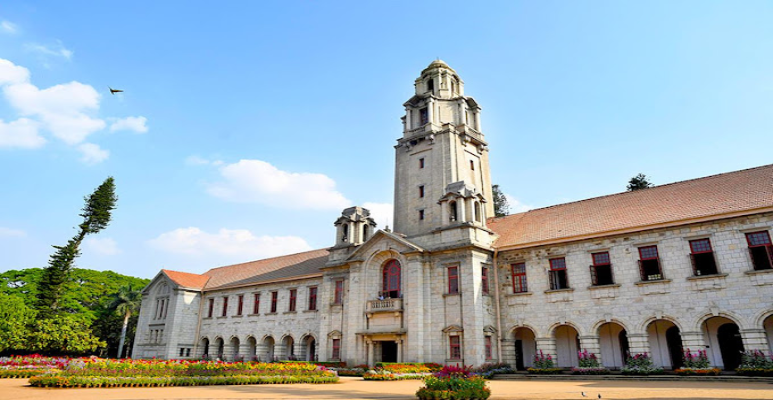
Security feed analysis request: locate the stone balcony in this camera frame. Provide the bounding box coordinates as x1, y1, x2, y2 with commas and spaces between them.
366, 297, 403, 315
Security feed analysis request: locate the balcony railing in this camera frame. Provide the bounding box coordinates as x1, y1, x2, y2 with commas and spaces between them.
366, 297, 403, 313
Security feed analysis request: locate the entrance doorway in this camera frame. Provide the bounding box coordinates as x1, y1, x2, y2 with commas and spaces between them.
514, 340, 524, 370
666, 326, 683, 369
381, 341, 398, 363
717, 323, 744, 370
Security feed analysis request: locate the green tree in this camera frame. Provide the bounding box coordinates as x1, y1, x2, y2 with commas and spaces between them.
0, 293, 34, 353
627, 173, 653, 191
492, 184, 510, 217
37, 177, 117, 317
108, 285, 143, 358
27, 315, 105, 355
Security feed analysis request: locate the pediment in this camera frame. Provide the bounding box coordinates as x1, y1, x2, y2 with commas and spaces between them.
141, 272, 174, 295
345, 229, 425, 261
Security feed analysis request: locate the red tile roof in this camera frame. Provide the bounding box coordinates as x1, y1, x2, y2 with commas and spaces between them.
489, 164, 773, 250
162, 269, 210, 290
202, 248, 330, 290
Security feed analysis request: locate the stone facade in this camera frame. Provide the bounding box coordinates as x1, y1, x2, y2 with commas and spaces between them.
133, 60, 773, 371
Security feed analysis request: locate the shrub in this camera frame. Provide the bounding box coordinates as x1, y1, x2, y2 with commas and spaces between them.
682, 349, 710, 369
674, 367, 721, 376
416, 375, 490, 400
532, 350, 554, 369
621, 353, 664, 375
472, 362, 514, 378
736, 350, 773, 376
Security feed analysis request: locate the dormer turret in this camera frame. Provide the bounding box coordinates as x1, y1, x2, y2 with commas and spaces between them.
333, 206, 377, 247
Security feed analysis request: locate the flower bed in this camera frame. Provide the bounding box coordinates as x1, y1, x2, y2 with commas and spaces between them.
375, 362, 443, 374
736, 350, 773, 376
572, 350, 609, 375
0, 355, 74, 379
363, 372, 427, 381
26, 359, 338, 388
29, 374, 338, 388
674, 368, 721, 376
472, 362, 514, 378
621, 353, 664, 375
416, 366, 490, 400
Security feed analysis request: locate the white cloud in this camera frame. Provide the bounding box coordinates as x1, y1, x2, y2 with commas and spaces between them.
207, 159, 351, 210
505, 194, 534, 213
24, 42, 73, 60
149, 227, 312, 260
0, 227, 26, 237
84, 237, 120, 255
0, 58, 147, 164
362, 202, 393, 229
5, 81, 105, 144
0, 118, 45, 148
77, 142, 109, 164
1, 20, 17, 34
110, 116, 148, 133
0, 59, 30, 85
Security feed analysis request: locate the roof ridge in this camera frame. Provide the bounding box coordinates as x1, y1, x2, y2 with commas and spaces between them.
162, 268, 205, 276
496, 163, 773, 219
204, 247, 329, 273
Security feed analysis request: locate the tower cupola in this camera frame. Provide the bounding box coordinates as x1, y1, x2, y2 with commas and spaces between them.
333, 206, 377, 247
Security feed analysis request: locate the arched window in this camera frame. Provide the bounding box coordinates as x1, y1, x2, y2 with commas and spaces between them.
341, 224, 348, 242
362, 225, 369, 242
382, 259, 401, 299
474, 201, 481, 223
449, 201, 458, 222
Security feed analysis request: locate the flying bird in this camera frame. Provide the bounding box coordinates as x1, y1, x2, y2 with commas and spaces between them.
598, 394, 602, 399
581, 392, 587, 397
109, 87, 123, 95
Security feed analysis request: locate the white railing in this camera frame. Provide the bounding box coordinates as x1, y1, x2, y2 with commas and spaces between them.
366, 298, 403, 312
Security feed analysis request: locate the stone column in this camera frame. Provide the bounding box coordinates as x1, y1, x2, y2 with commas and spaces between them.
427, 98, 434, 125
579, 335, 602, 364
441, 202, 449, 226
397, 339, 403, 363
536, 337, 557, 364
474, 108, 481, 131
741, 329, 769, 353
367, 339, 374, 367
405, 108, 412, 129
500, 338, 516, 366
457, 198, 466, 223
680, 331, 706, 353
238, 342, 252, 361
627, 333, 650, 356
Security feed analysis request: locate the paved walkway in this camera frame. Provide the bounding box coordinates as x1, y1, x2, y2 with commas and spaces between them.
2, 377, 772, 399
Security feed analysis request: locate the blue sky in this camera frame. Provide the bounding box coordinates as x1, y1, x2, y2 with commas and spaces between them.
1, 1, 771, 279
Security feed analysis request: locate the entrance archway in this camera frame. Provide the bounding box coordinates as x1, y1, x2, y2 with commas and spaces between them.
598, 322, 628, 368
199, 337, 210, 359
646, 319, 682, 369
702, 316, 745, 370
214, 337, 225, 360
263, 336, 275, 361
282, 336, 295, 360
301, 335, 317, 361
513, 327, 537, 370
246, 336, 257, 361
229, 337, 240, 361
765, 314, 773, 355
554, 325, 580, 367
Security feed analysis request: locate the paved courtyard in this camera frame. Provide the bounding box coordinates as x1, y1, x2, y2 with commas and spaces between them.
2, 377, 772, 399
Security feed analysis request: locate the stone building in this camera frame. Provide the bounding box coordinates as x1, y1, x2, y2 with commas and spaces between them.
133, 60, 773, 370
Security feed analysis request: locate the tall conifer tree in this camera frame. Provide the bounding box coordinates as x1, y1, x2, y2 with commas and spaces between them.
37, 177, 117, 317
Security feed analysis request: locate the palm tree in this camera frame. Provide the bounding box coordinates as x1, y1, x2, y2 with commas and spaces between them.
109, 285, 142, 358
